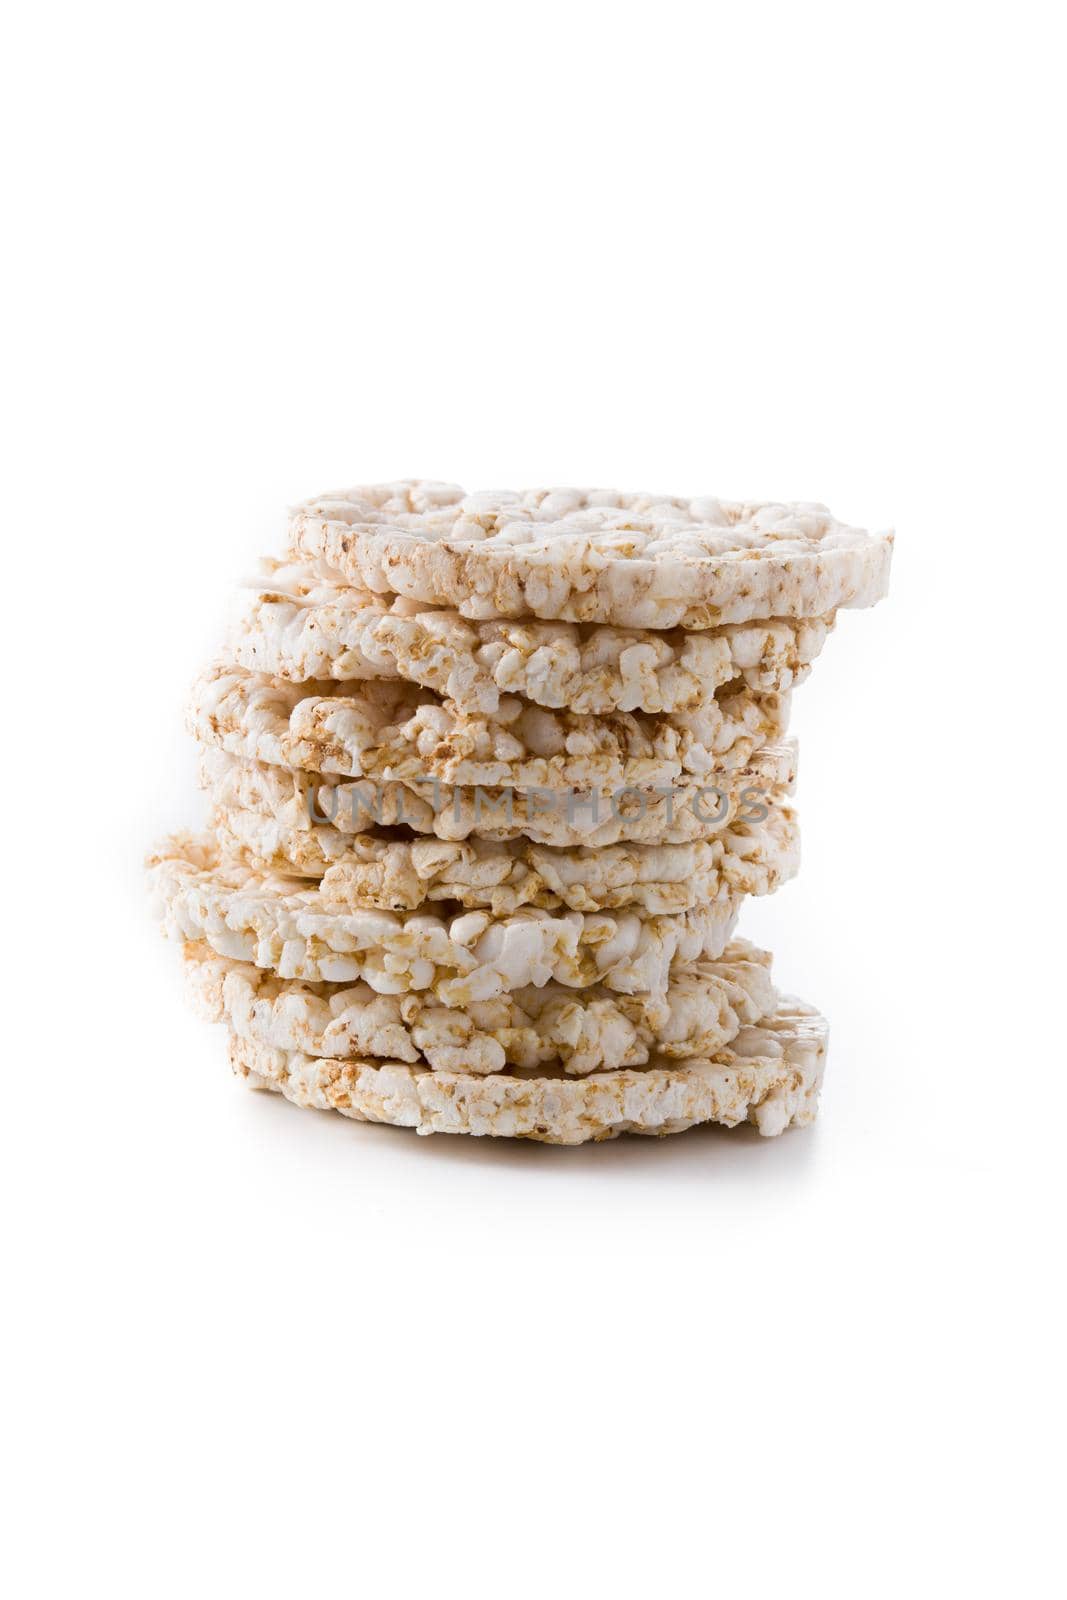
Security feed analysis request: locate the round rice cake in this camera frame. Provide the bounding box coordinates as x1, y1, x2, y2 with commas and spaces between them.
209, 804, 799, 914
199, 743, 798, 850
227, 997, 828, 1142
182, 936, 778, 1075
232, 558, 834, 714
286, 481, 892, 629
188, 661, 790, 788
148, 832, 742, 1000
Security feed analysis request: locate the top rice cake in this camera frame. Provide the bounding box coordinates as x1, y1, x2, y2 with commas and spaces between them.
287, 481, 894, 629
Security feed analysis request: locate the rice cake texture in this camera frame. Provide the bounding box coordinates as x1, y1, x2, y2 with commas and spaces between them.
149, 833, 742, 1000
228, 996, 828, 1141
209, 803, 798, 913
233, 558, 834, 713
183, 937, 778, 1075
199, 743, 797, 850
287, 481, 892, 628
188, 661, 790, 787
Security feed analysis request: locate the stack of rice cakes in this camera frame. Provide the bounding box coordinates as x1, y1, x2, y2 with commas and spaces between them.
150, 484, 892, 1143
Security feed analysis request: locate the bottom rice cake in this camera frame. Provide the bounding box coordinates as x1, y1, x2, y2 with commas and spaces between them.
227, 997, 828, 1143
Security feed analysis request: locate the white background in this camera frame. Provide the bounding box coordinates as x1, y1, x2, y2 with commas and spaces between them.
4, 3, 1064, 1596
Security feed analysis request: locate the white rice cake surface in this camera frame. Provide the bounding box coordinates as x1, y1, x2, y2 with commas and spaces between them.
287, 481, 892, 628
199, 743, 798, 849
228, 996, 828, 1142
148, 832, 741, 1001
232, 558, 834, 713
210, 804, 799, 914
183, 937, 778, 1076
188, 661, 790, 787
